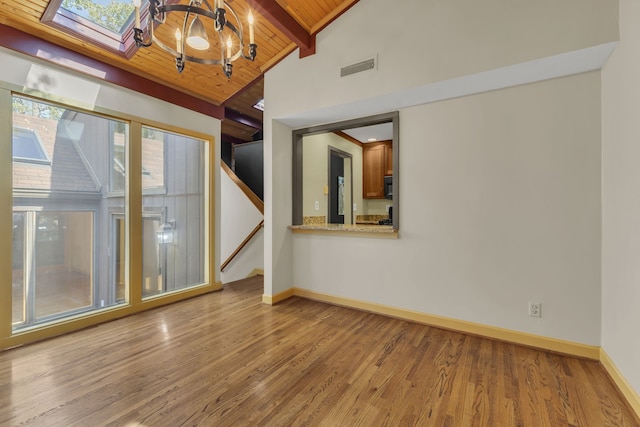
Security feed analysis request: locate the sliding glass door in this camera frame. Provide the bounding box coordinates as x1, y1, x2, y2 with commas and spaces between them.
10, 95, 210, 334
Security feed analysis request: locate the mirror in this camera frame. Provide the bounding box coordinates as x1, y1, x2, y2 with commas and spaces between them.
293, 112, 399, 229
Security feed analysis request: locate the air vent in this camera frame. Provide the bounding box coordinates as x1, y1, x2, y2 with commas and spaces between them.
340, 57, 377, 77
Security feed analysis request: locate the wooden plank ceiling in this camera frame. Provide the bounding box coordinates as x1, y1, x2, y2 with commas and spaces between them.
0, 0, 359, 143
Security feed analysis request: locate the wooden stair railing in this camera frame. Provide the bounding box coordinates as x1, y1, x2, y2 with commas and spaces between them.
220, 160, 264, 272
221, 161, 263, 214
221, 220, 264, 271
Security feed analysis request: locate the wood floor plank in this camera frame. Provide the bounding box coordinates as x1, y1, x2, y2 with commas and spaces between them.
0, 276, 638, 426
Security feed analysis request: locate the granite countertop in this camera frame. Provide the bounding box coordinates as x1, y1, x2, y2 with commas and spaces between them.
289, 223, 397, 238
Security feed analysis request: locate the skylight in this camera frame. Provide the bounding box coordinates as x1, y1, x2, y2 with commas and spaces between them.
43, 0, 139, 57
60, 0, 135, 35
13, 128, 51, 165
253, 98, 264, 112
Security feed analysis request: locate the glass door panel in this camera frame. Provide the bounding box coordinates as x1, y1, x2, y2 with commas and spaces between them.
12, 95, 128, 330
12, 213, 25, 326
34, 212, 93, 320
141, 126, 205, 299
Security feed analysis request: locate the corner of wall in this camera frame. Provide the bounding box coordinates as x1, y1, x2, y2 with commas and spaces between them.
600, 349, 640, 420
262, 288, 294, 305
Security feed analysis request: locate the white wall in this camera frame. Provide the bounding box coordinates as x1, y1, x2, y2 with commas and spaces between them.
220, 170, 264, 283
0, 47, 222, 283
264, 0, 617, 342
602, 0, 640, 399
293, 73, 602, 344
366, 199, 391, 216
267, 0, 617, 128
263, 119, 294, 297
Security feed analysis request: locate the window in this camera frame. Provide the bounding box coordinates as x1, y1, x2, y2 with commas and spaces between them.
4, 89, 213, 348
11, 94, 210, 333
12, 127, 51, 164
13, 211, 94, 327
141, 127, 166, 192
141, 126, 206, 299
111, 124, 164, 194
110, 122, 128, 192
42, 0, 138, 57
12, 95, 126, 330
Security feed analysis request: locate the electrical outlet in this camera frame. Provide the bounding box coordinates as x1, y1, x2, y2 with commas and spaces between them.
353, 203, 357, 212
314, 201, 320, 211
528, 302, 541, 318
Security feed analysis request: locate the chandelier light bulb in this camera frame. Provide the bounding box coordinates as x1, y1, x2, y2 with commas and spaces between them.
226, 35, 232, 59
132, 0, 141, 28
186, 15, 210, 50
175, 28, 182, 54
248, 11, 255, 44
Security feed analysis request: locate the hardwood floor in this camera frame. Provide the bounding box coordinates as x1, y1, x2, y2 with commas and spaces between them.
0, 276, 638, 426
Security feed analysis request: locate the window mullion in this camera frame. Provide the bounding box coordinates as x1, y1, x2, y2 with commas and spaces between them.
0, 89, 12, 341
128, 121, 143, 305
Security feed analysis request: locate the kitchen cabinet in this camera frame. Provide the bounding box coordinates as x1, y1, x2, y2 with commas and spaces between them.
385, 142, 393, 177
363, 141, 392, 199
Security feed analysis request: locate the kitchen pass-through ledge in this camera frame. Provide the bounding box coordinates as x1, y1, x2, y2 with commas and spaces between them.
289, 224, 398, 239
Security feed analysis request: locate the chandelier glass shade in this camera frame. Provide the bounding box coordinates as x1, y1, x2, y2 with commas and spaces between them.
187, 15, 209, 50
132, 0, 257, 78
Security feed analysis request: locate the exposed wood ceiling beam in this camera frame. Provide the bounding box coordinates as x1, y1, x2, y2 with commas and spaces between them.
225, 108, 263, 130
247, 0, 316, 58
222, 133, 252, 145
0, 24, 224, 119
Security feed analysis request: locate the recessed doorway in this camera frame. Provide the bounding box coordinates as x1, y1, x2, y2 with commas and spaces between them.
328, 147, 353, 225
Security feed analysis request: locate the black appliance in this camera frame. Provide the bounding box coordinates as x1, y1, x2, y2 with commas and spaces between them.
384, 175, 392, 199
379, 206, 393, 225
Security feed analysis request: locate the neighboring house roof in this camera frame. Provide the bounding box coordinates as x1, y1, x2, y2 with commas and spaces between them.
12, 113, 101, 194
13, 113, 167, 195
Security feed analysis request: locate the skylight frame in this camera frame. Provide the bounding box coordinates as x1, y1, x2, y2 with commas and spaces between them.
41, 0, 140, 59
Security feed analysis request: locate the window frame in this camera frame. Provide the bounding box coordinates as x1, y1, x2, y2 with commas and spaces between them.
292, 112, 400, 230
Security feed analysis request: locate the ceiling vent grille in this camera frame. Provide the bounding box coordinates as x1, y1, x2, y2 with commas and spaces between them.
340, 57, 377, 77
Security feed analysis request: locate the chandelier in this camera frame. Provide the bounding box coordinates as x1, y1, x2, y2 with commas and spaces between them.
132, 0, 257, 78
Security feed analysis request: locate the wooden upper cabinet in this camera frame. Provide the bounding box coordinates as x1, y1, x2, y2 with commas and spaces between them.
363, 141, 392, 199
384, 142, 393, 177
